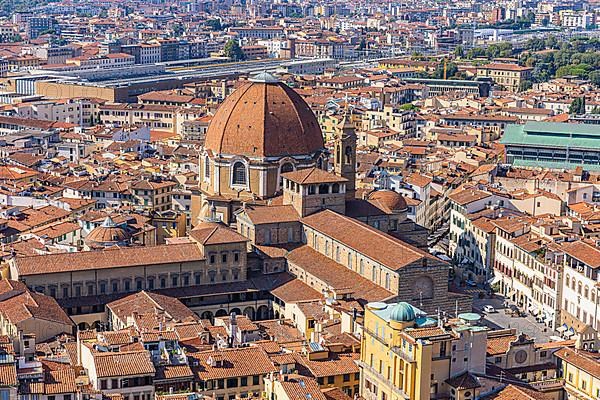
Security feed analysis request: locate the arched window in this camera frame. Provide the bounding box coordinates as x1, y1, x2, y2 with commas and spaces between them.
317, 157, 324, 170
280, 162, 294, 187
344, 145, 352, 164
335, 246, 340, 262
347, 253, 352, 269
318, 184, 329, 194
332, 183, 340, 193
232, 162, 247, 186
325, 241, 329, 255
336, 145, 341, 164
584, 286, 589, 299
371, 267, 376, 282
577, 281, 582, 294
204, 156, 210, 179
359, 259, 364, 275
385, 273, 390, 289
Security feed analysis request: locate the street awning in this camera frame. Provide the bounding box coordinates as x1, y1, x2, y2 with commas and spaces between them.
557, 324, 568, 333
488, 275, 502, 285
529, 307, 539, 316
564, 328, 575, 338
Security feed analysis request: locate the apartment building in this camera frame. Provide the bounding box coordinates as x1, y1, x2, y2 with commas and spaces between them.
131, 180, 176, 213
559, 240, 600, 350
359, 301, 488, 400
555, 347, 600, 399
362, 106, 416, 136
476, 63, 533, 92
191, 347, 277, 399
13, 98, 103, 127
80, 347, 155, 400
99, 104, 203, 134
65, 53, 135, 69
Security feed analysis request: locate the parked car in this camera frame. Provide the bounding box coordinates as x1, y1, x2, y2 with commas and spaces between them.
504, 304, 524, 317
483, 305, 496, 313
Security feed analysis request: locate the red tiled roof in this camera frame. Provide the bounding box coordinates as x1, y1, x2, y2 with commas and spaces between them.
14, 243, 204, 276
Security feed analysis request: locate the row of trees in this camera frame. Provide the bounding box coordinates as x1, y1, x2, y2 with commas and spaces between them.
455, 42, 514, 60
520, 37, 600, 85
452, 36, 600, 86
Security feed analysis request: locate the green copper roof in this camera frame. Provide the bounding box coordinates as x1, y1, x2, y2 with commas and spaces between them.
501, 122, 600, 150
512, 159, 600, 171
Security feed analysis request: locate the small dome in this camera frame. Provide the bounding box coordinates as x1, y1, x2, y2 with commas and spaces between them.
85, 217, 131, 248
368, 190, 408, 212
389, 302, 416, 322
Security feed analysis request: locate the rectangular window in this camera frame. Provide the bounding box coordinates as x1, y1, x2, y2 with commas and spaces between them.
227, 378, 238, 388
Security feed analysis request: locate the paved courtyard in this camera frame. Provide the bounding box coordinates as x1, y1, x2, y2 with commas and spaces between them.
451, 280, 555, 342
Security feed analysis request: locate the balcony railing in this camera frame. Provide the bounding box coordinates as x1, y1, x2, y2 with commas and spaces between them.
530, 378, 564, 391
356, 360, 410, 400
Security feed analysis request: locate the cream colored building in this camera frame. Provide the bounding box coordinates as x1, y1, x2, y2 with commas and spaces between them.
476, 63, 533, 92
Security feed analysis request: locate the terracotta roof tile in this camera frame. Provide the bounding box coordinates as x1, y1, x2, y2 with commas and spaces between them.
15, 243, 204, 276
282, 168, 347, 185
554, 347, 600, 379
93, 350, 155, 378
190, 347, 277, 380
301, 210, 438, 272
205, 80, 325, 157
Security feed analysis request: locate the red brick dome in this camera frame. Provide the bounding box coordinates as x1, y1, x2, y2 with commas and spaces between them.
204, 73, 325, 158
368, 190, 408, 213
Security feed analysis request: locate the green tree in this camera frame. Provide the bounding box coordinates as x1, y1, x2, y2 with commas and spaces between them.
519, 80, 533, 92
171, 23, 185, 37
569, 97, 586, 115
357, 38, 367, 50
399, 103, 419, 111
589, 71, 600, 87
206, 19, 222, 31
433, 60, 458, 79
455, 45, 464, 58
223, 39, 246, 61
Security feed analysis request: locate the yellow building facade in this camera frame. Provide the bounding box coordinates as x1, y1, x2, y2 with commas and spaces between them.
556, 347, 600, 400
359, 302, 488, 400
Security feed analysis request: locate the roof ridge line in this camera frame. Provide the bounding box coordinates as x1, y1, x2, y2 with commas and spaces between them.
319, 209, 424, 258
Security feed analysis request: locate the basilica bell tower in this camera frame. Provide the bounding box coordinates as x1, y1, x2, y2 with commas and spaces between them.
333, 111, 357, 200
